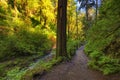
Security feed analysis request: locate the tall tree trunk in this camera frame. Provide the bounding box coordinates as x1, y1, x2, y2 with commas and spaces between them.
56, 0, 67, 58
76, 5, 79, 48
14, 0, 17, 18
14, 0, 18, 18
86, 0, 88, 21
67, 25, 70, 39
67, 16, 70, 39
95, 0, 98, 23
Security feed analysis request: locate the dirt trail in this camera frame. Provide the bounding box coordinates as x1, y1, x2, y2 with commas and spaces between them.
34, 46, 120, 80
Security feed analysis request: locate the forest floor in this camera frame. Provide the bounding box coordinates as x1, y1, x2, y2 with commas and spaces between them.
34, 46, 120, 80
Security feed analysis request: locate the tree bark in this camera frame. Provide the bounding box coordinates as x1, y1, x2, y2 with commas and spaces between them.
76, 5, 79, 48
86, 0, 88, 21
95, 0, 98, 23
56, 0, 67, 57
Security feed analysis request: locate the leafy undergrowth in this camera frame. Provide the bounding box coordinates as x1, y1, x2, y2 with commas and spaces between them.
0, 55, 62, 80
85, 20, 120, 75
0, 55, 42, 80
87, 52, 120, 75
0, 26, 53, 61
67, 39, 80, 59
85, 0, 120, 75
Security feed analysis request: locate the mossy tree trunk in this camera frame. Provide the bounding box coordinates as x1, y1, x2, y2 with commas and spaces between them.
56, 0, 67, 58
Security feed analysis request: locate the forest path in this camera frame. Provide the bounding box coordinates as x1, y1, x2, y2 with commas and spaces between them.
34, 46, 120, 80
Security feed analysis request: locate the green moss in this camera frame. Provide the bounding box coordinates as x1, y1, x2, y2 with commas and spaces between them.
0, 55, 43, 79
5, 67, 26, 80
85, 0, 120, 75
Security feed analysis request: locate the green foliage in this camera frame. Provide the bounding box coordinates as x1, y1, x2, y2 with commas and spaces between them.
89, 51, 103, 59
0, 0, 58, 80
85, 0, 120, 75
67, 39, 79, 58
0, 27, 53, 60
0, 0, 55, 61
88, 55, 120, 75
6, 67, 26, 80
66, 0, 85, 59
0, 55, 49, 80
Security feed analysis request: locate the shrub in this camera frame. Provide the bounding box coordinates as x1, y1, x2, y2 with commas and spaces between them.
0, 26, 53, 61
67, 39, 80, 58
85, 0, 120, 75
5, 67, 26, 80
